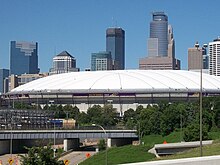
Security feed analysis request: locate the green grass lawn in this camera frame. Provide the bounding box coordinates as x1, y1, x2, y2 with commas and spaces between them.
79, 131, 182, 165
79, 145, 155, 165
79, 131, 220, 165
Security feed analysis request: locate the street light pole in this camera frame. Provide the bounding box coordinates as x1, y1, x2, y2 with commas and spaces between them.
92, 124, 107, 165
195, 42, 207, 157
10, 123, 12, 158
53, 122, 56, 158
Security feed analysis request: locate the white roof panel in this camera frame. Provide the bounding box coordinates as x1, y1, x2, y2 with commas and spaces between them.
10, 70, 220, 94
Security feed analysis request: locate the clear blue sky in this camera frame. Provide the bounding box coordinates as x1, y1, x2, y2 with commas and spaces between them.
0, 0, 219, 72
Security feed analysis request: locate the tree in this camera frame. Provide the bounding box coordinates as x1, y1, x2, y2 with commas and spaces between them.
125, 118, 136, 129
160, 103, 182, 136
123, 108, 135, 123
139, 105, 161, 135
101, 104, 118, 127
98, 139, 106, 151
78, 112, 90, 125
87, 105, 102, 124
20, 145, 64, 165
183, 123, 209, 142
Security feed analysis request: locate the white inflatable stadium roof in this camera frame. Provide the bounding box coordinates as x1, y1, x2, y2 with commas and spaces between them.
10, 70, 220, 94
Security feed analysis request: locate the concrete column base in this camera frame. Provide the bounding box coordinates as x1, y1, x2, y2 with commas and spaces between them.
107, 138, 134, 147
63, 138, 80, 151
0, 140, 10, 155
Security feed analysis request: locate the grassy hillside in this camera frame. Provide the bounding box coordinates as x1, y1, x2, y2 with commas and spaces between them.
80, 145, 155, 165
79, 131, 220, 165
79, 131, 181, 165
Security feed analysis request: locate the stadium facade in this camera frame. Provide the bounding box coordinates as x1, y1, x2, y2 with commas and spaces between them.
2, 70, 220, 115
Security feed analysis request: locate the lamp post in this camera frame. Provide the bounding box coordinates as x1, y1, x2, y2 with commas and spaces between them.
195, 42, 207, 157
53, 121, 56, 158
92, 124, 107, 165
10, 124, 12, 158
134, 103, 141, 144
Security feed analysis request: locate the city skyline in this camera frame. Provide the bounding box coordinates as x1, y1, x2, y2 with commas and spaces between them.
0, 0, 220, 72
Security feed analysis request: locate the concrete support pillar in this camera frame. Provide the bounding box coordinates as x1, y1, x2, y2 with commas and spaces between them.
107, 138, 112, 148
0, 140, 10, 155
63, 138, 80, 151
107, 138, 134, 148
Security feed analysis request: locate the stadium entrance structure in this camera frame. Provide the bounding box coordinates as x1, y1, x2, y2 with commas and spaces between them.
2, 70, 220, 115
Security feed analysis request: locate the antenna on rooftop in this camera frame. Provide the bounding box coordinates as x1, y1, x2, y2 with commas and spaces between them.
111, 17, 118, 28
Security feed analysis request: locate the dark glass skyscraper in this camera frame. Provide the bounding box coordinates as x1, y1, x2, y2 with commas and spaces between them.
139, 12, 181, 70
0, 69, 9, 94
91, 51, 112, 71
106, 27, 125, 70
10, 41, 39, 75
148, 12, 168, 57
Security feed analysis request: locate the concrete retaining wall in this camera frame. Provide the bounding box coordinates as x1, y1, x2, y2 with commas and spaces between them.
0, 140, 9, 155
107, 138, 134, 147
64, 138, 79, 151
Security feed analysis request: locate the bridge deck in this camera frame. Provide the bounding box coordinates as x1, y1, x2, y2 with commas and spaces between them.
0, 129, 137, 139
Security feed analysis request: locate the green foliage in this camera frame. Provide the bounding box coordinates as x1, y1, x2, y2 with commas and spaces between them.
140, 105, 162, 135
160, 103, 183, 136
80, 132, 182, 165
20, 145, 64, 165
87, 105, 102, 124
125, 118, 136, 129
80, 145, 155, 165
101, 104, 118, 126
123, 108, 135, 123
183, 123, 209, 142
14, 102, 35, 109
85, 104, 118, 127
98, 139, 106, 151
78, 112, 90, 124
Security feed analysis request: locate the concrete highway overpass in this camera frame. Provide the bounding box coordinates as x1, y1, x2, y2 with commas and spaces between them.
0, 129, 137, 155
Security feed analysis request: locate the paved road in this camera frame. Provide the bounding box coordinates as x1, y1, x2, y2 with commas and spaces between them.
0, 151, 96, 165
59, 151, 96, 165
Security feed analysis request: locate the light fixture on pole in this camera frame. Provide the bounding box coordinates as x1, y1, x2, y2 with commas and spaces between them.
194, 42, 207, 157
10, 124, 12, 158
53, 121, 56, 158
92, 124, 107, 165
9, 115, 13, 159
134, 103, 141, 144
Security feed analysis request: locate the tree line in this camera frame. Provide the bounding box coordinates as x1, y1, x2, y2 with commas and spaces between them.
124, 97, 220, 141
11, 96, 220, 141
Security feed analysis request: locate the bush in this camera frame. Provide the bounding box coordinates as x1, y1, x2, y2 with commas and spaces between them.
98, 139, 106, 151
183, 123, 209, 142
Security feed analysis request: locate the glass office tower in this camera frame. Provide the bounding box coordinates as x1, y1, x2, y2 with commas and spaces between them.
0, 69, 9, 94
91, 51, 112, 71
106, 27, 125, 70
10, 41, 39, 75
148, 12, 168, 57
209, 38, 220, 76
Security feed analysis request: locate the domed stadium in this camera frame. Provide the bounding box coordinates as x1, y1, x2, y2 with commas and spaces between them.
3, 70, 220, 114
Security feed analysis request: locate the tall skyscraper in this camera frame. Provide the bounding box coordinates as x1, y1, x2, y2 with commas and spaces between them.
148, 12, 168, 57
0, 69, 9, 94
188, 43, 208, 71
106, 27, 125, 70
139, 12, 180, 70
209, 38, 220, 76
91, 51, 112, 71
49, 51, 79, 75
10, 41, 39, 75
